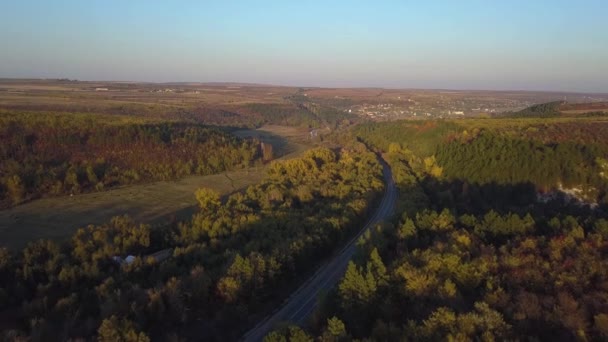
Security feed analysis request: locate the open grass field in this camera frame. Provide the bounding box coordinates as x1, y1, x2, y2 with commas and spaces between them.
232, 124, 312, 157
0, 169, 263, 250
0, 125, 313, 250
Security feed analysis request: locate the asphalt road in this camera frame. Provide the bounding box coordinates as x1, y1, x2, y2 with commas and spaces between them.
243, 157, 397, 341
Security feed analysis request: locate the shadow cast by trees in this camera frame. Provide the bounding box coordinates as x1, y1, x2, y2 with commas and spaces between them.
420, 176, 605, 219
298, 152, 608, 342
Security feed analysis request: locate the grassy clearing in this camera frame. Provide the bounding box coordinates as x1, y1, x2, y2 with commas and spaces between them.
0, 125, 312, 250
232, 124, 311, 158
0, 168, 265, 250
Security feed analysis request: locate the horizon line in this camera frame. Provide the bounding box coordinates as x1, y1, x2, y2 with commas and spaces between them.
1, 77, 607, 95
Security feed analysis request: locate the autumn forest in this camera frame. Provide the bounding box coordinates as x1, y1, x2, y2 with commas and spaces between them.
1, 87, 608, 342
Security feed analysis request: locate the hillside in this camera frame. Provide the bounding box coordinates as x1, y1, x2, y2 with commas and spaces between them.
264, 117, 608, 341
355, 117, 608, 205
506, 101, 564, 117
504, 101, 608, 118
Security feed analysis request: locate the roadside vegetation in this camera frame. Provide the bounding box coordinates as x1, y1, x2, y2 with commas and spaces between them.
267, 115, 608, 341
0, 146, 384, 341
2, 98, 608, 341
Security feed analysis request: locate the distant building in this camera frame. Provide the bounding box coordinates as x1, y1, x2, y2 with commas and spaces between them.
95, 88, 109, 91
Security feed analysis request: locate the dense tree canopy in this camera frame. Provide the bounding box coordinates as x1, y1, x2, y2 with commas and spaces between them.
0, 112, 261, 208
355, 118, 608, 205
504, 101, 563, 118
285, 123, 608, 341
4, 112, 608, 341
0, 145, 384, 341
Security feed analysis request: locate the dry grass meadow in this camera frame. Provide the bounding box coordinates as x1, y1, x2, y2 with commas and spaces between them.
0, 125, 312, 250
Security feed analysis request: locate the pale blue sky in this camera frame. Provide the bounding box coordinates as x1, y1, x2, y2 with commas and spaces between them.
1, 1, 607, 92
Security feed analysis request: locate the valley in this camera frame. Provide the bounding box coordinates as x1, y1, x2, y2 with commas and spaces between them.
1, 80, 608, 341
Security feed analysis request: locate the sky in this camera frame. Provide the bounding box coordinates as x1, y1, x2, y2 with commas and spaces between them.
1, 0, 607, 92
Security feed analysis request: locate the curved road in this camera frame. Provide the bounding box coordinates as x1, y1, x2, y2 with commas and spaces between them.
243, 157, 396, 341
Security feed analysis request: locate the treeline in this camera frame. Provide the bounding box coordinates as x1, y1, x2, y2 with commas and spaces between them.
241, 103, 320, 127
190, 102, 322, 129
354, 120, 462, 157
288, 95, 358, 128
436, 131, 608, 203
0, 99, 331, 131
503, 101, 564, 118
0, 146, 385, 341
266, 149, 608, 341
189, 101, 346, 129
355, 119, 608, 204
518, 120, 608, 146
0, 112, 261, 208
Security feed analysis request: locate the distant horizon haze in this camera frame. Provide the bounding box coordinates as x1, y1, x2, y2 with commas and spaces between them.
1, 0, 607, 93
3, 77, 608, 96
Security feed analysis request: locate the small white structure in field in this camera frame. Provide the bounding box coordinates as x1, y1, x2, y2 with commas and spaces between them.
112, 255, 136, 265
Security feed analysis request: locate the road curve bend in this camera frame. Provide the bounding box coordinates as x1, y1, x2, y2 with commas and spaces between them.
243, 157, 397, 341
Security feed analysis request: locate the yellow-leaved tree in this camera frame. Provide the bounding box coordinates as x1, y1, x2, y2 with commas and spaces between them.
195, 187, 221, 211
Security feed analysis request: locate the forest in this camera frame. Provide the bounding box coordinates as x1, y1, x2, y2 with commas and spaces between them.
503, 101, 564, 118
0, 145, 384, 341
0, 111, 262, 208
3, 104, 608, 341
355, 118, 608, 204
266, 125, 608, 341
